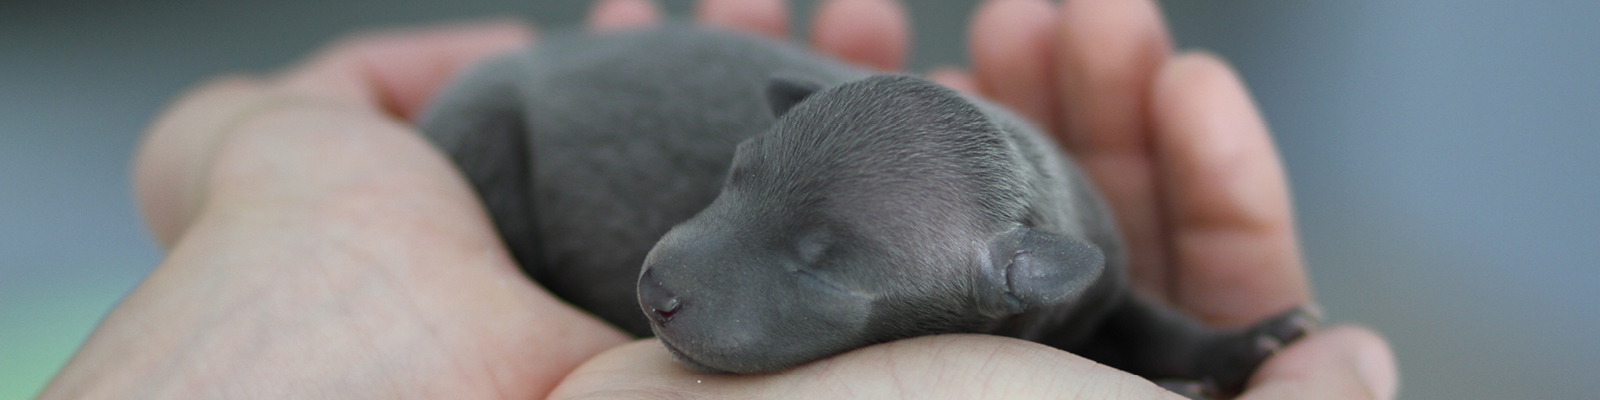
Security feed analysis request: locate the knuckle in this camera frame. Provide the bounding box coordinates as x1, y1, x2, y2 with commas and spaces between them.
172, 74, 268, 114
145, 74, 269, 144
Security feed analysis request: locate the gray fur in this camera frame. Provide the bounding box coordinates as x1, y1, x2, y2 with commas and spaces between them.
418, 23, 1311, 398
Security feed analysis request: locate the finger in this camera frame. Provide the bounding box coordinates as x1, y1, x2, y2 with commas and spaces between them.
282, 20, 535, 118
134, 76, 270, 246
1241, 326, 1399, 400
810, 0, 909, 71
588, 0, 662, 32
970, 0, 1060, 132
1151, 52, 1309, 325
696, 0, 789, 38
925, 66, 978, 94
1056, 0, 1175, 300
549, 336, 1186, 399
139, 22, 535, 242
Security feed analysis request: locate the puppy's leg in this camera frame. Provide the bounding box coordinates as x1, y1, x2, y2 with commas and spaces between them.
1069, 294, 1318, 398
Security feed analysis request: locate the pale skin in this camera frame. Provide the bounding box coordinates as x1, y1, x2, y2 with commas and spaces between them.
39, 0, 1397, 399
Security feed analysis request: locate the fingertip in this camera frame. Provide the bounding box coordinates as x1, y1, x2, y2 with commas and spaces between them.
1151, 52, 1250, 123
1246, 326, 1399, 400
697, 0, 790, 38
1055, 0, 1171, 150
926, 66, 978, 94
810, 0, 909, 70
1345, 328, 1400, 400
1153, 51, 1237, 103
588, 0, 661, 32
969, 0, 1059, 132
354, 20, 536, 118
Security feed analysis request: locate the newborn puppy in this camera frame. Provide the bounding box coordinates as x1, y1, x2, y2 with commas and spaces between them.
418, 23, 1313, 397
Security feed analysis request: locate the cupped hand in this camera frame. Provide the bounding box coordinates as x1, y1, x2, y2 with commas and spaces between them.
40, 20, 631, 399
548, 0, 1398, 399
41, 0, 1398, 398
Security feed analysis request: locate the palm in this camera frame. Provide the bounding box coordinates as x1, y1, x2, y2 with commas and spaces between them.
41, 21, 630, 399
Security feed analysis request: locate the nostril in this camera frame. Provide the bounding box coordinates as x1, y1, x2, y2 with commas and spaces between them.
654, 297, 681, 320
639, 268, 682, 322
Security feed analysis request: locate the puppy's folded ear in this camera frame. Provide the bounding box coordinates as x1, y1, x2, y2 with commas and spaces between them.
765, 74, 824, 117
980, 227, 1106, 314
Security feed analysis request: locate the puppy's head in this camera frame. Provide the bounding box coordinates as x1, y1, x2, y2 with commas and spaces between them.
639, 75, 1104, 373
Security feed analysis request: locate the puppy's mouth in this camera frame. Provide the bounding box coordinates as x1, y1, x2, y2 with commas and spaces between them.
656, 335, 727, 373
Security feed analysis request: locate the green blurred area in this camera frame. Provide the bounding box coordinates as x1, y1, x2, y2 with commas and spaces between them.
1, 279, 128, 400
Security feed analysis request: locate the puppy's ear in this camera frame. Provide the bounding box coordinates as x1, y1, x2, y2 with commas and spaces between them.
979, 227, 1106, 314
766, 74, 824, 117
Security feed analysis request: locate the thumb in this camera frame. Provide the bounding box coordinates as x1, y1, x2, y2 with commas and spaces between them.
1241, 326, 1399, 400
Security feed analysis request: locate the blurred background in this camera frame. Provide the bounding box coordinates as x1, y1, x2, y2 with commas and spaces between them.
2, 0, 1595, 398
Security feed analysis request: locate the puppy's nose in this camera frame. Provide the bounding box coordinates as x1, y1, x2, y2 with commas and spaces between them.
638, 268, 681, 323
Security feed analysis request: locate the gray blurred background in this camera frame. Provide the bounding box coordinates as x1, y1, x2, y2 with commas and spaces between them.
2, 1, 1595, 398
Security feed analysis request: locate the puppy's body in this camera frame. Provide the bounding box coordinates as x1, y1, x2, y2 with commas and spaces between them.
422, 24, 863, 336
419, 24, 1310, 397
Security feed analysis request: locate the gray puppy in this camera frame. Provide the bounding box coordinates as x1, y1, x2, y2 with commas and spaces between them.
418, 23, 1312, 397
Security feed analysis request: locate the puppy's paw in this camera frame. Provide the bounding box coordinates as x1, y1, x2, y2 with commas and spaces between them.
1199, 305, 1321, 398
1154, 380, 1210, 400
1250, 304, 1320, 358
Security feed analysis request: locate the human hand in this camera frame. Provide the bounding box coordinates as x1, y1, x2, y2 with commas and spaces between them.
546, 0, 1399, 399
38, 20, 634, 399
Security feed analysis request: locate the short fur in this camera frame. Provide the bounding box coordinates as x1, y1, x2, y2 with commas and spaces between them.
418, 23, 1313, 398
